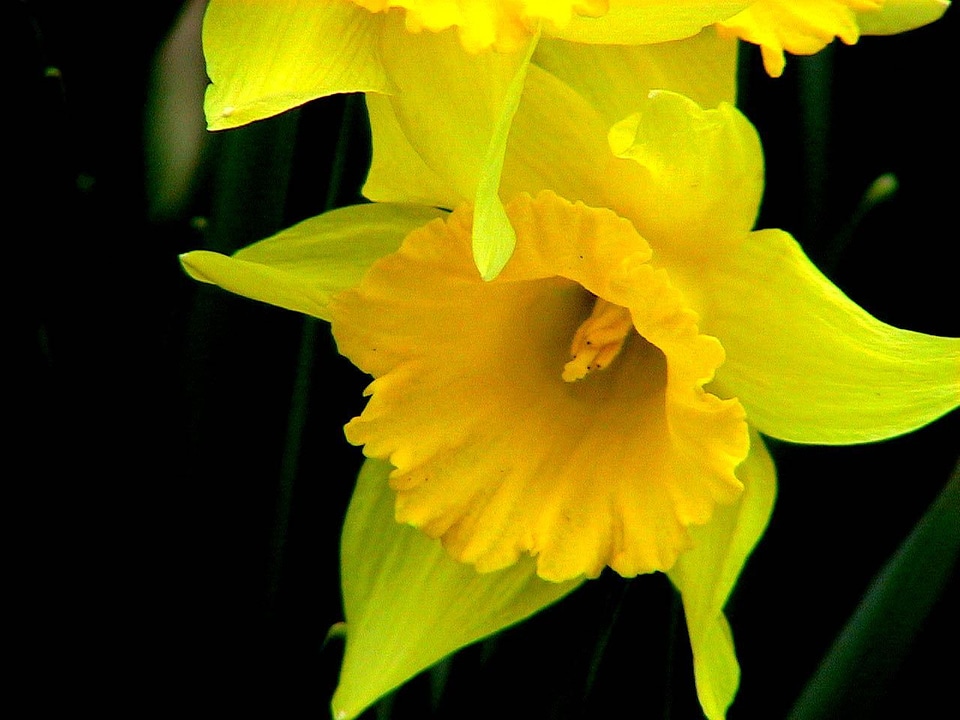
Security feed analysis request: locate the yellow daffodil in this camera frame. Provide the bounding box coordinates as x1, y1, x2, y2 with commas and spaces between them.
201, 0, 747, 130
202, 0, 948, 129
202, 1, 948, 279
181, 40, 960, 716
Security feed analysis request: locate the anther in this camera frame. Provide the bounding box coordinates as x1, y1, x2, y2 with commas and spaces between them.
562, 298, 633, 382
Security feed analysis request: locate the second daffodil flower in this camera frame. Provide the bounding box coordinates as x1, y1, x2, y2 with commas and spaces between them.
202, 0, 950, 127
201, 0, 948, 278
181, 41, 960, 720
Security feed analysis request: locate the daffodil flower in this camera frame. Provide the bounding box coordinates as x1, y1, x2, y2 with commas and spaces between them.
201, 1, 947, 278
200, 0, 747, 131
181, 41, 960, 716
202, 0, 948, 129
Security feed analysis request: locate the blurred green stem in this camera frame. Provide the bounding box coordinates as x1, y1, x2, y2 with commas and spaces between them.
268, 96, 364, 609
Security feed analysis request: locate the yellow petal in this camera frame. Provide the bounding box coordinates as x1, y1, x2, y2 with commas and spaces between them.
330, 191, 749, 581
368, 18, 540, 278
607, 90, 764, 261
202, 0, 393, 130
179, 203, 445, 321
375, 16, 532, 202
472, 29, 539, 280
555, 0, 752, 44
501, 78, 755, 268
716, 0, 921, 77
698, 229, 960, 443
333, 458, 582, 720
501, 62, 634, 208
351, 0, 608, 51
668, 428, 777, 720
855, 0, 950, 35
533, 26, 738, 130
363, 94, 464, 209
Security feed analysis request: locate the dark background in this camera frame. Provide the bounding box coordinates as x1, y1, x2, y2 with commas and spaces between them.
10, 1, 957, 717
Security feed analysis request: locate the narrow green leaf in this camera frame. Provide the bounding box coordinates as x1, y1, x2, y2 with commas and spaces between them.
788, 459, 960, 719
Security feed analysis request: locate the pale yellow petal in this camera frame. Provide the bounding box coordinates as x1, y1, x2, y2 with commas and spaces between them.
203, 0, 393, 130
363, 94, 464, 209
331, 192, 749, 581
368, 17, 540, 277
179, 203, 445, 321
533, 26, 738, 129
472, 30, 539, 280
855, 0, 950, 35
502, 74, 755, 267
332, 458, 582, 720
698, 229, 960, 443
498, 62, 628, 208
376, 14, 531, 202
668, 428, 777, 720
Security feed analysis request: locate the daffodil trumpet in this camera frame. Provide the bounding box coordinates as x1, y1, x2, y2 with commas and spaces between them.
182, 65, 959, 716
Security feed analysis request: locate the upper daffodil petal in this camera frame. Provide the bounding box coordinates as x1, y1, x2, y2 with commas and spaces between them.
698, 228, 960, 444
668, 428, 777, 720
367, 18, 540, 277
855, 0, 950, 34
717, 0, 949, 77
179, 203, 446, 322
202, 0, 393, 130
331, 191, 749, 582
375, 15, 535, 203
555, 0, 752, 43
333, 458, 582, 720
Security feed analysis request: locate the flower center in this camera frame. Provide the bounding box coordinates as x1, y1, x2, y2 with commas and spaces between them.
562, 297, 633, 382
332, 192, 749, 582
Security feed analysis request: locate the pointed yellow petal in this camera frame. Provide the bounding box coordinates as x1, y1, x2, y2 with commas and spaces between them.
855, 0, 950, 35
363, 19, 540, 278
555, 0, 752, 44
668, 428, 777, 720
202, 0, 393, 130
473, 30, 539, 280
331, 192, 749, 581
179, 203, 445, 321
374, 17, 532, 202
333, 458, 582, 720
700, 229, 960, 443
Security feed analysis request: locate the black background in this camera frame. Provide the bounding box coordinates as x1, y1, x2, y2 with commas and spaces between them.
9, 1, 957, 717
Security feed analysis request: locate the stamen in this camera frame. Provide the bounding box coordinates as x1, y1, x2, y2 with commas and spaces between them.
562, 297, 633, 382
